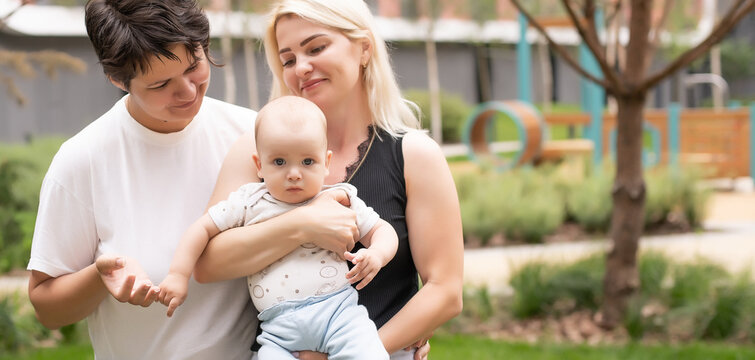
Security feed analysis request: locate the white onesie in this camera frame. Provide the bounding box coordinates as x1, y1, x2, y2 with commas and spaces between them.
208, 182, 379, 311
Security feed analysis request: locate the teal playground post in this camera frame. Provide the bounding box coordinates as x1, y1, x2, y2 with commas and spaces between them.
579, 10, 605, 165
517, 13, 532, 103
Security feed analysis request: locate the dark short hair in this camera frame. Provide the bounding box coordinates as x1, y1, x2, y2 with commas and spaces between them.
84, 0, 217, 89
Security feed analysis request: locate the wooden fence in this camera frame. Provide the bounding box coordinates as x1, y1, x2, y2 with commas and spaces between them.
542, 106, 755, 178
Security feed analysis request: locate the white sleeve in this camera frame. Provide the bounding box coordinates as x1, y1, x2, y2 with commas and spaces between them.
27, 162, 98, 278
208, 182, 267, 231
328, 184, 380, 239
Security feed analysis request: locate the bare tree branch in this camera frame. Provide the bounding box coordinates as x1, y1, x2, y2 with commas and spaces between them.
605, 0, 623, 25
584, 0, 596, 22
561, 0, 624, 93
640, 0, 755, 92
644, 0, 675, 71
510, 0, 612, 89
0, 73, 26, 105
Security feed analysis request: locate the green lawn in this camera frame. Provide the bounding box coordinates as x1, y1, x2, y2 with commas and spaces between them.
0, 344, 93, 360
431, 335, 755, 360
4, 335, 755, 360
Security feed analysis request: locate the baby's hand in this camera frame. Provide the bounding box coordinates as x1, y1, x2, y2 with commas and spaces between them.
344, 248, 384, 290
158, 273, 190, 317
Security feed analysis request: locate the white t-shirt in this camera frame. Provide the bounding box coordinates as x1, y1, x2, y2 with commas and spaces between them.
208, 183, 379, 311
28, 96, 257, 359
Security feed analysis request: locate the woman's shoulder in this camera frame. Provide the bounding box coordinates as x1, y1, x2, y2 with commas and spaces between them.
400, 130, 444, 162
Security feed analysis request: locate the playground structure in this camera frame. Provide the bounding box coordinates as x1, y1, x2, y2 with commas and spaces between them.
463, 12, 755, 180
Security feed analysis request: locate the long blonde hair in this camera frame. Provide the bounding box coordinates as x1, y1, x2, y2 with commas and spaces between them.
263, 0, 420, 137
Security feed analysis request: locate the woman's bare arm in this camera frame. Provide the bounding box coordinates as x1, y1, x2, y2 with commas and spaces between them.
377, 131, 464, 354
194, 132, 360, 283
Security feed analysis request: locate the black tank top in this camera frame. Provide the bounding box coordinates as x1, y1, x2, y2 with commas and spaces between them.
349, 128, 417, 329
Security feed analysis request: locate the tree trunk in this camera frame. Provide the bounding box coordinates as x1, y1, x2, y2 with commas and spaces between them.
537, 36, 552, 112
243, 37, 259, 110
710, 44, 723, 109
221, 1, 236, 104
600, 93, 647, 328
417, 0, 442, 144
425, 29, 442, 144
475, 44, 492, 102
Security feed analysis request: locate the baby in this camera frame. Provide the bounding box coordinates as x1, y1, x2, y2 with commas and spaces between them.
159, 96, 396, 359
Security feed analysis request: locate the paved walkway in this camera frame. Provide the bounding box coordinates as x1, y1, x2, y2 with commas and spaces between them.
0, 273, 28, 295
465, 221, 755, 295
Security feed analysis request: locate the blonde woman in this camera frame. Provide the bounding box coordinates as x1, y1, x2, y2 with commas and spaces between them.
194, 1, 463, 359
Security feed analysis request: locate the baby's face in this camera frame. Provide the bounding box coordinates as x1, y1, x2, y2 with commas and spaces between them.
255, 126, 330, 204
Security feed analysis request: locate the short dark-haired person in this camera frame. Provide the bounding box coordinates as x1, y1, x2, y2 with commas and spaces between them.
27, 1, 257, 358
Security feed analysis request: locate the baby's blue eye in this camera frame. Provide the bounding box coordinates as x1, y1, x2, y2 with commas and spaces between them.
302, 158, 314, 165
274, 158, 286, 166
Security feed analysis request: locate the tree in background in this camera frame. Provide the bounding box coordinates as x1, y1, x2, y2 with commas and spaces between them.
415, 0, 443, 144
466, 0, 499, 103
0, 1, 86, 106
510, 0, 755, 329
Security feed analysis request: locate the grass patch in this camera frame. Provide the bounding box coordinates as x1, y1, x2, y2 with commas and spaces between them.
7, 335, 755, 360
0, 343, 93, 360
430, 334, 755, 360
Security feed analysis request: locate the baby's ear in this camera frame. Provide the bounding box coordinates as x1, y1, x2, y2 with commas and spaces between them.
324, 150, 333, 176
252, 153, 263, 178
325, 150, 333, 169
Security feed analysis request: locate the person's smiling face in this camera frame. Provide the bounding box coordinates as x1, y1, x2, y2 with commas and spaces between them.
275, 15, 369, 113
112, 44, 210, 133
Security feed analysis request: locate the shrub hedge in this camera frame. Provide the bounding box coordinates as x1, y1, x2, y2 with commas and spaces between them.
505, 252, 755, 343
456, 163, 710, 244
0, 137, 66, 273
403, 89, 472, 143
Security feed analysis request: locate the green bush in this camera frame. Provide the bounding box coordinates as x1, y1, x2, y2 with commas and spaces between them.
458, 169, 565, 244
404, 89, 472, 143
509, 262, 553, 318
625, 253, 672, 341
0, 289, 91, 357
624, 295, 652, 341
509, 254, 603, 318
700, 276, 754, 340
0, 137, 66, 207
458, 173, 508, 244
0, 160, 36, 273
500, 170, 565, 243
638, 251, 671, 298
0, 293, 56, 356
466, 286, 495, 322
0, 299, 20, 354
645, 168, 711, 229
0, 137, 64, 273
669, 260, 728, 309
549, 254, 604, 311
508, 252, 755, 342
454, 162, 710, 243
564, 169, 613, 232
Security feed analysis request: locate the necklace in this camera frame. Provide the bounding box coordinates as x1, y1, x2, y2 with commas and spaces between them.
345, 127, 376, 184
